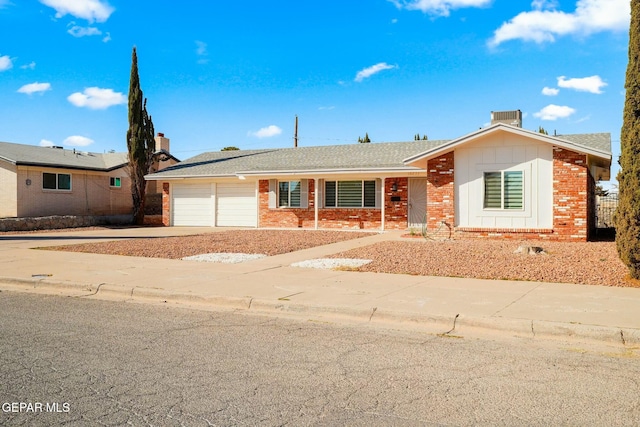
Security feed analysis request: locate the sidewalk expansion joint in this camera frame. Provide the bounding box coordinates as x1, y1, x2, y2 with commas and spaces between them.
278, 291, 303, 301
491, 282, 544, 317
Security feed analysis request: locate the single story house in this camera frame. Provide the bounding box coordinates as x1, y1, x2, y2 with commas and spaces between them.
145, 111, 611, 241
0, 133, 178, 218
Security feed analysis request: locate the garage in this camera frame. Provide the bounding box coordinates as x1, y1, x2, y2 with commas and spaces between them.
216, 182, 258, 227
171, 183, 213, 226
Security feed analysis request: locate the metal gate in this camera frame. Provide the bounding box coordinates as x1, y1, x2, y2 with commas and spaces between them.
596, 193, 618, 229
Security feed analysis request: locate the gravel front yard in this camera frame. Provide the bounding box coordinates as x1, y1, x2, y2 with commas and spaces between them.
47, 229, 376, 258
330, 239, 632, 287
46, 229, 634, 287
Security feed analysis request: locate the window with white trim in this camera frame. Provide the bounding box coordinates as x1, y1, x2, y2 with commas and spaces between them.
483, 171, 523, 210
43, 172, 71, 191
110, 177, 122, 188
325, 180, 376, 208
278, 181, 301, 207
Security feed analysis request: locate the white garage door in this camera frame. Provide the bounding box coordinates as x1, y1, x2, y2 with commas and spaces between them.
216, 182, 257, 227
172, 184, 213, 226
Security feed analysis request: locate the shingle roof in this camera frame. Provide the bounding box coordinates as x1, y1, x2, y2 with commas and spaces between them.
555, 133, 611, 154
0, 141, 128, 171
148, 140, 449, 178
146, 128, 612, 179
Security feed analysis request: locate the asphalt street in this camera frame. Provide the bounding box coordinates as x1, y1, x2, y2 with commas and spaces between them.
1, 292, 639, 426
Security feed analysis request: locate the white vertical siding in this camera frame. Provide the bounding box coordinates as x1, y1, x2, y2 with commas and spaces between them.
455, 133, 553, 229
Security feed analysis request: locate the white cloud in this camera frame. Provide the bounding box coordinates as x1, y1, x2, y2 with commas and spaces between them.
63, 135, 94, 147
40, 0, 114, 23
488, 0, 629, 47
20, 61, 36, 70
533, 104, 576, 120
319, 106, 335, 110
195, 40, 209, 64
39, 139, 54, 147
0, 55, 13, 71
248, 125, 282, 138
389, 0, 491, 17
531, 0, 558, 10
196, 40, 207, 56
557, 75, 607, 94
354, 62, 397, 82
542, 86, 559, 96
17, 82, 51, 95
67, 87, 126, 109
102, 32, 111, 42
67, 24, 102, 37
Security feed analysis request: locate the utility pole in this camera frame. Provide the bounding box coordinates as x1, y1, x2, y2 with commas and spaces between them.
294, 115, 298, 148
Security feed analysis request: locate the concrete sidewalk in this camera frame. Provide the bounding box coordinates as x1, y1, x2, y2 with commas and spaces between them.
1, 226, 639, 346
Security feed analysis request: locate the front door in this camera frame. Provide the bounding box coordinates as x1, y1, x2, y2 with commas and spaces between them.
408, 178, 427, 230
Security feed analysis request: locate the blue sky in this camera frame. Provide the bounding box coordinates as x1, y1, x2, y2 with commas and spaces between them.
0, 0, 630, 185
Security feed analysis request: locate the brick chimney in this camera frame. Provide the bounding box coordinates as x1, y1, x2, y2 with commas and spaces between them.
154, 132, 170, 153
490, 110, 522, 128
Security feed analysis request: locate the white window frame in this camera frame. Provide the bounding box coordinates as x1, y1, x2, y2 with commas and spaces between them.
483, 170, 524, 211
42, 172, 72, 191
109, 177, 122, 188
278, 180, 301, 208
324, 180, 377, 208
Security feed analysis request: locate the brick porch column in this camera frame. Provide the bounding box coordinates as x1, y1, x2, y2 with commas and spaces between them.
552, 147, 589, 241
162, 182, 170, 226
426, 152, 455, 236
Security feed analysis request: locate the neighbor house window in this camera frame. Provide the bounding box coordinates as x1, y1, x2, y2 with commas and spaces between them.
325, 180, 376, 208
110, 177, 122, 188
42, 172, 71, 191
278, 181, 301, 207
484, 171, 523, 210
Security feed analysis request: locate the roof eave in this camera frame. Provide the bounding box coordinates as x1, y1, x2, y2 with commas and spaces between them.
14, 161, 128, 172
144, 173, 238, 180
234, 166, 424, 177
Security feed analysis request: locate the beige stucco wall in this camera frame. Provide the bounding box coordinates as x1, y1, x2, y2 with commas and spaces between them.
15, 165, 133, 217
0, 161, 18, 217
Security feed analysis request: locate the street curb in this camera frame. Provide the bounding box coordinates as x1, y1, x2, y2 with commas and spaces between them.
1, 277, 638, 347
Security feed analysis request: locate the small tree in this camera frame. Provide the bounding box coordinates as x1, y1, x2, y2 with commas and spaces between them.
127, 47, 155, 226
358, 133, 371, 143
616, 0, 640, 279
221, 146, 240, 151
538, 126, 549, 135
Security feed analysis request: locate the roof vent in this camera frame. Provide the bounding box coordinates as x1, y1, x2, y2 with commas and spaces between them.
491, 110, 522, 128
50, 145, 64, 149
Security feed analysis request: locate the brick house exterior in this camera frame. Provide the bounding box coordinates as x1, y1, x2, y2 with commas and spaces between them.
149, 120, 611, 242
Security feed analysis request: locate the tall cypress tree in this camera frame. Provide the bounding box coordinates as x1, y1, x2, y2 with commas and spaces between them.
127, 47, 155, 226
616, 0, 640, 279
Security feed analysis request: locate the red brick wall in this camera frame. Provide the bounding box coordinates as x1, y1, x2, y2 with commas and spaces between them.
259, 180, 316, 228
258, 178, 409, 230
161, 182, 170, 226
426, 152, 455, 238
552, 147, 589, 241
384, 178, 408, 230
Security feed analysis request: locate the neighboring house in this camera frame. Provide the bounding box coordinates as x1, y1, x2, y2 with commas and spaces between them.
145, 111, 612, 241
0, 133, 179, 219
